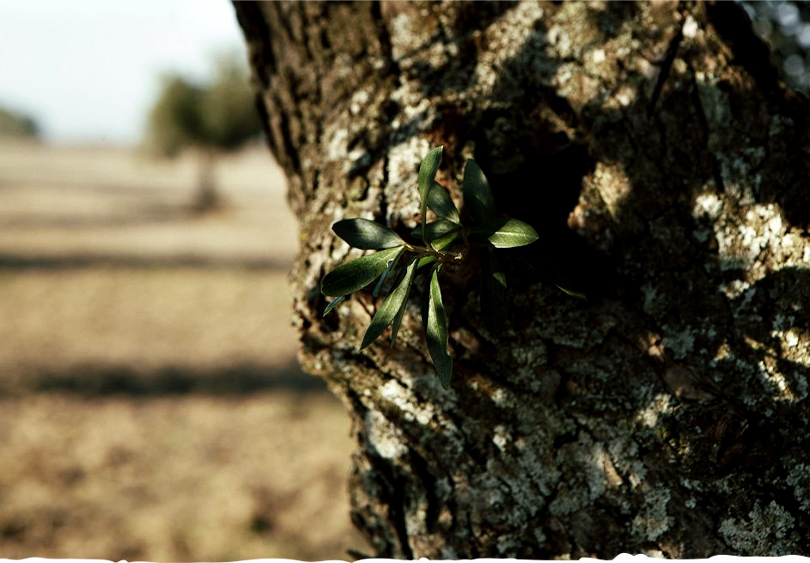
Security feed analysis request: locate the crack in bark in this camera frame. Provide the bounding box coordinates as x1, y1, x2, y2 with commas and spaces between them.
371, 1, 400, 80
677, 61, 737, 265
646, 26, 684, 117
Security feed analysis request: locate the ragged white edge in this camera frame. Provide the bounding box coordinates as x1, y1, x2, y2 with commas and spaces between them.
0, 560, 356, 563
589, 557, 783, 563
354, 558, 786, 563
0, 556, 796, 563
138, 560, 352, 563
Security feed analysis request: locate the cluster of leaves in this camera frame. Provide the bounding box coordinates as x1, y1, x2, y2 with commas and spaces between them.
320, 147, 538, 388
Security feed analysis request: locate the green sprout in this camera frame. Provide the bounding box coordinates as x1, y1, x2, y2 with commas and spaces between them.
320, 146, 539, 388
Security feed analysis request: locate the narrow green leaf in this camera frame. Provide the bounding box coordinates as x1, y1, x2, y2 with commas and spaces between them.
427, 181, 460, 223
361, 259, 418, 349
417, 255, 436, 269
462, 159, 496, 225
373, 246, 404, 297
418, 147, 443, 244
556, 284, 588, 300
432, 229, 460, 251
410, 219, 460, 243
481, 218, 539, 248
332, 218, 404, 250
426, 268, 453, 388
389, 260, 418, 346
481, 249, 507, 335
321, 246, 405, 296
323, 295, 345, 317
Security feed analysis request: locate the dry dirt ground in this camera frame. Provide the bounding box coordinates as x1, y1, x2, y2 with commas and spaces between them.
0, 141, 365, 561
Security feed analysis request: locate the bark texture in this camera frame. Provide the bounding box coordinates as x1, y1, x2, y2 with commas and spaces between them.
234, 1, 810, 557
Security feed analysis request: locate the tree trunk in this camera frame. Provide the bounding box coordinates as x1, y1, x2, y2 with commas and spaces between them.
193, 148, 221, 213
234, 1, 810, 557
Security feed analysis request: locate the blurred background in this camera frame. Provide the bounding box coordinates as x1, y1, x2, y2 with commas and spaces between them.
0, 1, 363, 560
741, 0, 810, 94
1, 1, 807, 561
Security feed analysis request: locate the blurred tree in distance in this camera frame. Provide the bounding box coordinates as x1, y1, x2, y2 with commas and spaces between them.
0, 105, 40, 140
144, 52, 262, 212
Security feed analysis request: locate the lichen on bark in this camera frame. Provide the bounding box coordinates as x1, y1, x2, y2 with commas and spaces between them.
235, 1, 810, 557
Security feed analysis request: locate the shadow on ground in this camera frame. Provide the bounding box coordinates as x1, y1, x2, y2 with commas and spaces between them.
0, 253, 293, 271
14, 359, 327, 397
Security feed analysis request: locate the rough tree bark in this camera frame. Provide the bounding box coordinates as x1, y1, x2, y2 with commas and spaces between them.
234, 2, 810, 557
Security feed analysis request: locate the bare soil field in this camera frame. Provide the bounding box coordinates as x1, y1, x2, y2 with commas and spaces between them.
0, 141, 364, 561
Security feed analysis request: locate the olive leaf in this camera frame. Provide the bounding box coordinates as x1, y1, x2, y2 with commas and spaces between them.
321, 246, 405, 296
426, 267, 453, 388
427, 181, 460, 223
332, 218, 405, 250
462, 159, 496, 226
431, 228, 460, 251
361, 258, 418, 349
417, 255, 436, 270
410, 219, 460, 243
373, 245, 404, 297
418, 146, 443, 244
482, 218, 539, 248
389, 260, 418, 346
323, 295, 346, 317
555, 284, 587, 300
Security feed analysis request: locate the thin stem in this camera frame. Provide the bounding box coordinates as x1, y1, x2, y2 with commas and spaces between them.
405, 244, 463, 264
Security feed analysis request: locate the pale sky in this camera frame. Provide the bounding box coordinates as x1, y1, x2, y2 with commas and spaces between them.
0, 0, 246, 145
